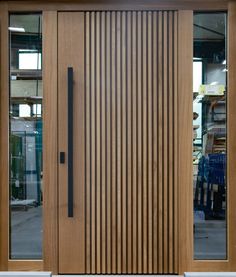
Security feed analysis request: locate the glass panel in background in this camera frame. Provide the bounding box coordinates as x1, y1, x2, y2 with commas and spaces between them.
9, 14, 43, 259
193, 12, 227, 260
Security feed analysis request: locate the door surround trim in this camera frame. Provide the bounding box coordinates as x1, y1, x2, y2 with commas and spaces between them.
1, 1, 236, 274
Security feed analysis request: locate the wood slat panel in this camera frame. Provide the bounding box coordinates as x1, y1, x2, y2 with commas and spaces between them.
131, 11, 138, 274
152, 10, 158, 274
106, 11, 112, 274
158, 11, 163, 273
83, 10, 178, 274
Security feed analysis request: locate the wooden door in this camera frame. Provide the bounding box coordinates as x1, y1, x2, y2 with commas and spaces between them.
58, 11, 178, 274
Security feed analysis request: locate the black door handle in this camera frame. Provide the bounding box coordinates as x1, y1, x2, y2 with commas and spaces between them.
68, 67, 74, 217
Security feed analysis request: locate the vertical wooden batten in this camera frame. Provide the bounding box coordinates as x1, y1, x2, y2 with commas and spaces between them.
42, 10, 58, 274
83, 10, 179, 274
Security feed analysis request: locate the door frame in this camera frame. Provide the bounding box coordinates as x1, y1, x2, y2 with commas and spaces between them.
0, 0, 236, 274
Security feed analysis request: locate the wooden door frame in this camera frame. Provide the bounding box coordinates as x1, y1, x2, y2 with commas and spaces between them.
0, 0, 236, 274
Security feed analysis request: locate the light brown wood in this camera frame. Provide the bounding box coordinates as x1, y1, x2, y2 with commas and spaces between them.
168, 11, 174, 274
8, 261, 43, 271
157, 11, 163, 273
3, 3, 236, 274
85, 11, 91, 274
131, 11, 138, 273
163, 11, 168, 274
95, 11, 101, 274
58, 12, 85, 274
142, 11, 148, 274
101, 11, 106, 274
111, 11, 117, 274
0, 2, 9, 271
90, 11, 96, 274
126, 11, 132, 275
42, 10, 58, 274
81, 10, 179, 274
173, 11, 178, 274
4, 0, 228, 12
116, 11, 122, 274
137, 11, 142, 273
121, 11, 127, 273
147, 12, 153, 274
178, 10, 193, 275
152, 10, 158, 274
105, 11, 112, 274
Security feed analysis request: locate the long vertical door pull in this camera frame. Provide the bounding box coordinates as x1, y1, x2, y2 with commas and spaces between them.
68, 67, 74, 217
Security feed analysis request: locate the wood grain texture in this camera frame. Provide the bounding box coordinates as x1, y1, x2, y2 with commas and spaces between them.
4, 0, 228, 12
0, 2, 9, 270
8, 261, 43, 271
42, 11, 58, 274
178, 10, 193, 275
58, 12, 85, 274
83, 11, 178, 274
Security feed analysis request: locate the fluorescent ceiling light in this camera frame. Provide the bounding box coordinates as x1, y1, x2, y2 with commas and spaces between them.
222, 68, 228, 72
222, 60, 226, 65
8, 27, 25, 32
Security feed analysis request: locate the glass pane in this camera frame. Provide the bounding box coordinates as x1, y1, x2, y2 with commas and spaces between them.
193, 12, 227, 260
9, 13, 43, 259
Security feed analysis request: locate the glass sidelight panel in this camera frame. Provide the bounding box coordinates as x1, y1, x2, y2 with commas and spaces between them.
9, 14, 43, 259
193, 12, 227, 260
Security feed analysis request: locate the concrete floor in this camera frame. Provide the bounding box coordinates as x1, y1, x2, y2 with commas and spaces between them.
194, 220, 226, 259
10, 206, 226, 260
11, 206, 42, 259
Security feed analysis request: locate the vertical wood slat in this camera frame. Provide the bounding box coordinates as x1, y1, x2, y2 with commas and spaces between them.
84, 10, 178, 274
158, 11, 163, 273
116, 11, 122, 275
121, 11, 127, 273
147, 11, 153, 274
168, 11, 173, 274
95, 11, 101, 274
101, 11, 106, 274
131, 11, 138, 274
111, 11, 117, 274
173, 11, 178, 274
163, 11, 168, 274
137, 11, 143, 274
106, 11, 112, 275
126, 10, 132, 275
152, 10, 158, 274
90, 11, 96, 274
142, 11, 148, 274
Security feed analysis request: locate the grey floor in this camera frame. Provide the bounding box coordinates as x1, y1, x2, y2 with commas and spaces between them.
11, 206, 42, 259
194, 220, 226, 260
10, 206, 226, 261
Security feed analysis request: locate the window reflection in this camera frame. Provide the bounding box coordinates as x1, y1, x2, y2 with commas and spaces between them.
193, 12, 227, 260
9, 13, 43, 259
